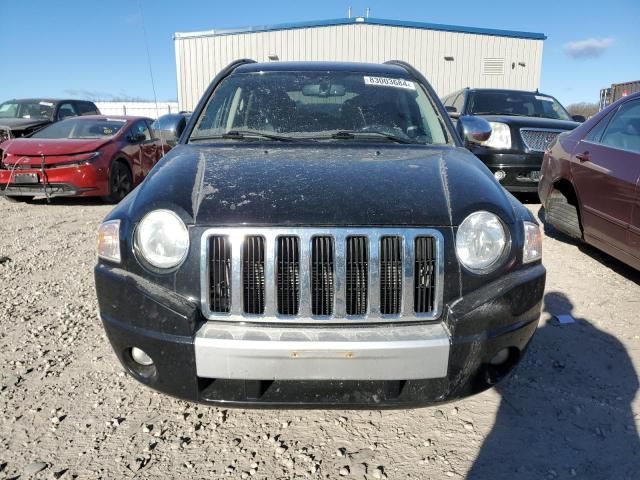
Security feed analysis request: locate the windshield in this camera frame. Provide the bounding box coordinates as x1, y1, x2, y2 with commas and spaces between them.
0, 100, 55, 120
468, 91, 572, 121
31, 118, 127, 139
190, 71, 450, 145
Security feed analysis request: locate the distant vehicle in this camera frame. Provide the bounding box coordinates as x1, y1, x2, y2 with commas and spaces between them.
539, 91, 640, 270
150, 112, 191, 147
600, 81, 640, 110
0, 115, 170, 203
442, 88, 581, 192
0, 98, 100, 141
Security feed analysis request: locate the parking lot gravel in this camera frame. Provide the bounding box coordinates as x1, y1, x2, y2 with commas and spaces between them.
1, 197, 639, 479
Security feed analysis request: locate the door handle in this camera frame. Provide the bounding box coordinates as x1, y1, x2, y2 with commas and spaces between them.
576, 151, 591, 162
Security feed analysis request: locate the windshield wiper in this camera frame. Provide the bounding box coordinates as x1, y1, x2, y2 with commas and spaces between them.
473, 112, 534, 118
191, 130, 303, 142
326, 130, 419, 144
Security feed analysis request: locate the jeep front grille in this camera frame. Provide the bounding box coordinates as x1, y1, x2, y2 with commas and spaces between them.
201, 228, 443, 324
520, 128, 563, 152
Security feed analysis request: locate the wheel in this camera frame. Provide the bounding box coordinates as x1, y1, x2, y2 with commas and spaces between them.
4, 196, 33, 203
102, 161, 133, 203
545, 190, 582, 240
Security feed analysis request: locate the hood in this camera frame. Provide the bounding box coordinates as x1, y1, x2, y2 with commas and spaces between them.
2, 138, 110, 157
0, 117, 51, 132
131, 144, 516, 227
477, 115, 580, 131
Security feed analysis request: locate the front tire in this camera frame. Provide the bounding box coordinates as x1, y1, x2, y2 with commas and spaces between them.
102, 161, 132, 204
545, 190, 582, 240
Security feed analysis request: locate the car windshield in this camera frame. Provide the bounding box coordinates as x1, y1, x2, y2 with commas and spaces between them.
31, 118, 127, 139
468, 91, 573, 121
0, 100, 55, 120
190, 71, 451, 145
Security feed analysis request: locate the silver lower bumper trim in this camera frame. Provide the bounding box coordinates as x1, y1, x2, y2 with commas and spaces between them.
194, 322, 450, 381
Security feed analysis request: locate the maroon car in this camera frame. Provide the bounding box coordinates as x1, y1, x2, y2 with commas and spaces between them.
0, 115, 170, 203
539, 92, 640, 270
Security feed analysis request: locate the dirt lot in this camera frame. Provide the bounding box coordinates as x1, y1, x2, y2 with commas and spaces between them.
0, 197, 638, 479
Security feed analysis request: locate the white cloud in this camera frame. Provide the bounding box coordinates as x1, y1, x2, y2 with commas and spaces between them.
564, 38, 614, 59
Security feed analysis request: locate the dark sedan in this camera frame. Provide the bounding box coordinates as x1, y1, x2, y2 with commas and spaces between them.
539, 92, 640, 270
442, 88, 581, 192
0, 98, 100, 141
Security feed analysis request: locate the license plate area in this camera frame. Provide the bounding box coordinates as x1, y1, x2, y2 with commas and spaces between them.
13, 173, 39, 184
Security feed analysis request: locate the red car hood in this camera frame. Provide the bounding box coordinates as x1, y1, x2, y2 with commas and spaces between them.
2, 138, 110, 156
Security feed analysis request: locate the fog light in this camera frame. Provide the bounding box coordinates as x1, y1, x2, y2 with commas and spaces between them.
494, 170, 506, 181
490, 348, 510, 366
131, 347, 153, 366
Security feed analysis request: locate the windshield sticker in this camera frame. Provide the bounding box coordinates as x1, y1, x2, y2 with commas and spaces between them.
363, 76, 416, 90
105, 118, 127, 122
39, 101, 54, 106
535, 96, 553, 102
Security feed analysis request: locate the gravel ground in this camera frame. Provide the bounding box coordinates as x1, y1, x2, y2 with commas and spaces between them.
0, 197, 638, 479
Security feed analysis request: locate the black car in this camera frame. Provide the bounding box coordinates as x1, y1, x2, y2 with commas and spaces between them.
442, 88, 582, 192
0, 98, 100, 141
95, 60, 546, 408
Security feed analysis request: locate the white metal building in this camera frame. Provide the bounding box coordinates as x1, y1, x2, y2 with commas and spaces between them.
174, 17, 545, 111
95, 101, 179, 118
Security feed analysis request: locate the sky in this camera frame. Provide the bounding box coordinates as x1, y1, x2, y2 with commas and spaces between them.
1, 0, 638, 107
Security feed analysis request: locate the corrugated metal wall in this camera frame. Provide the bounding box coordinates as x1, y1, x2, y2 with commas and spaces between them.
174, 23, 543, 111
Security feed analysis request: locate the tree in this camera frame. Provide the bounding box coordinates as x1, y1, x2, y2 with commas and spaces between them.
566, 102, 599, 119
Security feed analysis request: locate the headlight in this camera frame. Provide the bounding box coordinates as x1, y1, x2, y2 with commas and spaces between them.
97, 220, 121, 263
480, 122, 511, 149
135, 209, 189, 269
523, 222, 542, 263
456, 211, 508, 272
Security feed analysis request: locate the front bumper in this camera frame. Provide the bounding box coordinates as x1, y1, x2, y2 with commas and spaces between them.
0, 164, 105, 197
96, 263, 545, 408
472, 151, 543, 192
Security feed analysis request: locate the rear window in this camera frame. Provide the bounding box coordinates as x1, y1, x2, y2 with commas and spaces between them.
32, 118, 126, 139
191, 71, 450, 145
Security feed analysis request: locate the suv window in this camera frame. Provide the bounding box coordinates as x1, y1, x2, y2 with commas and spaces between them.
600, 100, 640, 153
584, 111, 614, 143
57, 103, 77, 121
191, 71, 450, 145
76, 102, 99, 115
452, 92, 465, 113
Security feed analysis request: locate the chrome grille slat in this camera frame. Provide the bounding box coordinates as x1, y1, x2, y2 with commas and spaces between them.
414, 237, 437, 313
209, 236, 231, 313
200, 228, 443, 324
520, 128, 563, 152
243, 236, 265, 314
311, 236, 334, 316
276, 236, 300, 315
380, 236, 403, 315
346, 236, 368, 316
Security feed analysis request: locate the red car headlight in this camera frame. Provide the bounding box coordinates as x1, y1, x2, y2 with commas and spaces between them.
49, 151, 102, 169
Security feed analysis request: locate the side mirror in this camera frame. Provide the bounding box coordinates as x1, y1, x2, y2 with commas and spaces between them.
572, 115, 586, 123
458, 115, 492, 145
445, 106, 460, 119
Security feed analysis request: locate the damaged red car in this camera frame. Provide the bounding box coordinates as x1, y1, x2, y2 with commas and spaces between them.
0, 115, 170, 203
